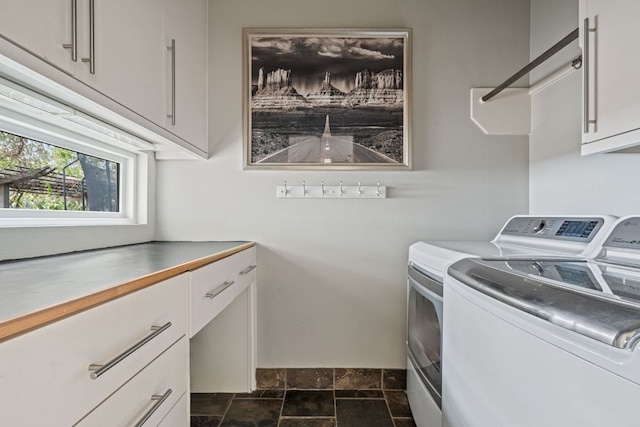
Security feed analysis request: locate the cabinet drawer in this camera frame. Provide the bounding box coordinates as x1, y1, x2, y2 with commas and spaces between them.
0, 274, 188, 426
76, 337, 188, 426
158, 392, 189, 427
189, 247, 256, 337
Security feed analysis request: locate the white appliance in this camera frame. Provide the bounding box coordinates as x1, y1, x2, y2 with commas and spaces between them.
442, 215, 640, 427
407, 215, 617, 427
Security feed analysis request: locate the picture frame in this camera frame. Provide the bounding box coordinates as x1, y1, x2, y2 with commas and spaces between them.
243, 28, 411, 169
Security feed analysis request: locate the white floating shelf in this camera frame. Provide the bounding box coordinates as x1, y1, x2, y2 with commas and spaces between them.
277, 184, 386, 199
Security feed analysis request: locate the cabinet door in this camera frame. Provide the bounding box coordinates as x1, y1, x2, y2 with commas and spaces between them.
75, 0, 164, 125
582, 0, 640, 147
0, 0, 76, 73
163, 0, 208, 154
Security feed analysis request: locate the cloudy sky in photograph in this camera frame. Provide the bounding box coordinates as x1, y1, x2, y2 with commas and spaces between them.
250, 35, 404, 94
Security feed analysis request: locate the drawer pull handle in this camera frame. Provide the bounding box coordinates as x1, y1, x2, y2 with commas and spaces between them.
88, 322, 172, 379
134, 388, 173, 427
239, 265, 257, 276
205, 280, 235, 299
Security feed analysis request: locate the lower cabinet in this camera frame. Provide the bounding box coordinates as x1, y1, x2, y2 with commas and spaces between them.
0, 244, 257, 426
190, 246, 258, 392
0, 273, 188, 426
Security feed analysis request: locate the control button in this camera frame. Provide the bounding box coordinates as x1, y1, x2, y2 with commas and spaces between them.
531, 220, 546, 233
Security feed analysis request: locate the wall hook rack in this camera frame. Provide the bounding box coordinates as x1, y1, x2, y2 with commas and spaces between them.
277, 181, 387, 199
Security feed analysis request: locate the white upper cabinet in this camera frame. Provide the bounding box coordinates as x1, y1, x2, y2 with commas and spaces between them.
580, 0, 640, 154
162, 0, 208, 154
0, 0, 208, 159
0, 0, 76, 73
75, 0, 165, 126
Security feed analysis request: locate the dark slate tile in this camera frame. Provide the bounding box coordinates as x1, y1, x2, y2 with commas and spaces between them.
336, 399, 394, 427
335, 368, 382, 390
335, 389, 384, 398
282, 390, 335, 417
219, 399, 282, 427
286, 368, 333, 389
279, 418, 336, 427
191, 393, 234, 416
235, 390, 286, 399
383, 369, 407, 390
256, 368, 286, 389
393, 417, 418, 427
384, 391, 413, 418
191, 415, 222, 427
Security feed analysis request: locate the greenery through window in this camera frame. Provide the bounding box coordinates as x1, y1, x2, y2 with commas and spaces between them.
0, 130, 119, 212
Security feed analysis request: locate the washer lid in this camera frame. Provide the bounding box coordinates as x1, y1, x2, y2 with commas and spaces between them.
447, 258, 640, 349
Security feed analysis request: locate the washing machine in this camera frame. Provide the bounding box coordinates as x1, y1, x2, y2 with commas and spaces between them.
442, 215, 640, 427
407, 214, 617, 427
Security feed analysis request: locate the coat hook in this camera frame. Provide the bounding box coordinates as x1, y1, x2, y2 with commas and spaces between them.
358, 181, 362, 196
340, 181, 344, 197
376, 181, 381, 197
321, 180, 325, 197
284, 180, 288, 196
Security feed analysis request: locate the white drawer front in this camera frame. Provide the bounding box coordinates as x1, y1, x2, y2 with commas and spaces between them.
158, 392, 189, 427
76, 337, 188, 427
0, 274, 188, 426
189, 247, 256, 337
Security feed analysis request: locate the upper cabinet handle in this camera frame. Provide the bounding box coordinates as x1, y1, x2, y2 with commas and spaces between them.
583, 17, 597, 133
62, 0, 78, 61
81, 0, 96, 74
88, 322, 172, 379
239, 265, 257, 276
166, 39, 176, 125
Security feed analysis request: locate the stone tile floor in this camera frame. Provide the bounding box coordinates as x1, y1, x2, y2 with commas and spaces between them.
191, 368, 417, 427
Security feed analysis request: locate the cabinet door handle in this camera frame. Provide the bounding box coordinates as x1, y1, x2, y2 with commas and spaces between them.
583, 17, 597, 133
88, 322, 172, 379
62, 0, 78, 61
166, 38, 176, 125
239, 265, 257, 276
81, 0, 95, 74
205, 280, 235, 299
133, 389, 172, 427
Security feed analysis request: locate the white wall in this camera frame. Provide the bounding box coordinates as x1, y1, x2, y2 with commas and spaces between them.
530, 0, 640, 215
156, 0, 530, 368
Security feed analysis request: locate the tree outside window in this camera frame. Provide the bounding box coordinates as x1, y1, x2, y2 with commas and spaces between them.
0, 130, 119, 212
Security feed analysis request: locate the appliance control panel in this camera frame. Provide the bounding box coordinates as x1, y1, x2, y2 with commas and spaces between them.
603, 217, 640, 250
500, 216, 605, 242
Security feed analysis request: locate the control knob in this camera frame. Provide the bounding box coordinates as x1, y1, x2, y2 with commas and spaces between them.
530, 219, 546, 233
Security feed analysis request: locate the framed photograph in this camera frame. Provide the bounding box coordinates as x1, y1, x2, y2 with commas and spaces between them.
243, 28, 411, 169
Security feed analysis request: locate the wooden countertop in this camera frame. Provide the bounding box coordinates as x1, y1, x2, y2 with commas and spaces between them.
0, 241, 255, 342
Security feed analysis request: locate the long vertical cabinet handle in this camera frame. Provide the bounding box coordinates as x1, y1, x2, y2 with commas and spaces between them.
62, 0, 78, 61
583, 17, 597, 133
81, 0, 96, 74
166, 39, 176, 125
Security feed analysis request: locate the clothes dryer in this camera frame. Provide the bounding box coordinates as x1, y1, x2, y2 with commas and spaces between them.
407, 215, 617, 427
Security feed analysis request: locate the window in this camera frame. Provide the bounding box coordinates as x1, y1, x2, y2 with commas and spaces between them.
0, 110, 146, 228
1, 130, 120, 212
0, 60, 154, 228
